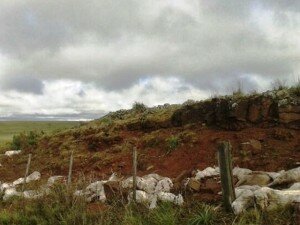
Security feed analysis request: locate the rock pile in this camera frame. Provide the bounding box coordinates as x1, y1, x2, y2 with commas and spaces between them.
0, 164, 299, 214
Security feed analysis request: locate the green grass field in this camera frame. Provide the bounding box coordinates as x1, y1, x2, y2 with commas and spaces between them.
0, 121, 80, 144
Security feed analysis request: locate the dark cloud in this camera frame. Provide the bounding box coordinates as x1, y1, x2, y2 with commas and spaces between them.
1, 75, 44, 94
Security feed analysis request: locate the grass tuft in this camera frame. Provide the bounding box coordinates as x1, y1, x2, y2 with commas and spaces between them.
187, 204, 218, 225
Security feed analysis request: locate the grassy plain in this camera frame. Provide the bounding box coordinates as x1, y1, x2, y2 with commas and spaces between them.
0, 121, 80, 144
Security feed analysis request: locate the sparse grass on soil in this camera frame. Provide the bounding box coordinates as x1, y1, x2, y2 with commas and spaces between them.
0, 121, 80, 144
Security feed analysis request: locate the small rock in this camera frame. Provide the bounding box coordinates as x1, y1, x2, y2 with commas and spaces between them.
240, 139, 262, 155
146, 165, 154, 171
202, 178, 221, 194
187, 178, 201, 191
4, 150, 21, 157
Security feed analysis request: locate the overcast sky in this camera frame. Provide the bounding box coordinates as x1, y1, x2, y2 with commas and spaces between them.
0, 0, 299, 120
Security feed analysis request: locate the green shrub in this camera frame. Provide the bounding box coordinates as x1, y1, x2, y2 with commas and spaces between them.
165, 135, 179, 154
10, 131, 40, 150
132, 102, 147, 113
27, 131, 38, 146
11, 134, 22, 150
289, 79, 300, 96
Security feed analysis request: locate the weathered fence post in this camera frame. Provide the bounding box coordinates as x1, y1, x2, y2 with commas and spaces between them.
132, 147, 137, 202
67, 150, 74, 186
22, 153, 32, 191
218, 141, 236, 211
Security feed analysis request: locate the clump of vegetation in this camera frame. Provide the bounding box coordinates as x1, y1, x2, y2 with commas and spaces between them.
289, 78, 300, 97
232, 81, 244, 97
165, 135, 180, 154
11, 131, 40, 150
101, 117, 113, 126
187, 204, 219, 225
141, 131, 163, 149
132, 102, 147, 113
178, 131, 198, 144
235, 206, 294, 225
183, 99, 196, 106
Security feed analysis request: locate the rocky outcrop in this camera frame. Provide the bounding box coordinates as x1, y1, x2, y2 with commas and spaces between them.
278, 105, 300, 129
120, 89, 299, 132
172, 90, 300, 130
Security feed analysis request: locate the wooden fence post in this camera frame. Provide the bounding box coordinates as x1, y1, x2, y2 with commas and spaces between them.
218, 141, 236, 211
294, 202, 300, 225
67, 150, 74, 186
132, 147, 137, 202
22, 153, 32, 191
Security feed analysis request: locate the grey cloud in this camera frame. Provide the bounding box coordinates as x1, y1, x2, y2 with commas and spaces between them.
1, 0, 297, 91
0, 0, 299, 120
262, 0, 300, 12
1, 75, 44, 94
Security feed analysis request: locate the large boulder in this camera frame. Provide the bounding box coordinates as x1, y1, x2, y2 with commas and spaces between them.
187, 178, 201, 191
